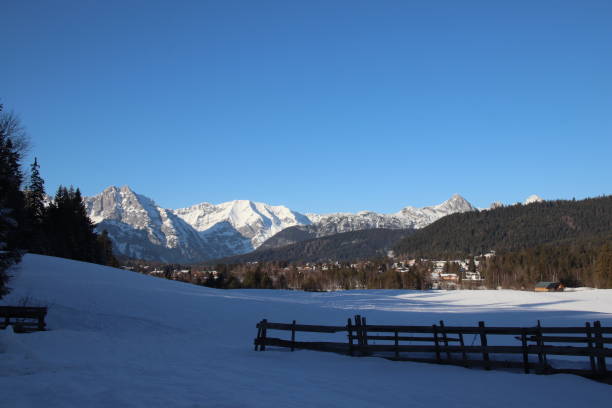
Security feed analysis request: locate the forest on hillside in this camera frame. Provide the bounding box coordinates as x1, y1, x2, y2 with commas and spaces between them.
217, 228, 414, 264
395, 196, 612, 258
481, 235, 612, 289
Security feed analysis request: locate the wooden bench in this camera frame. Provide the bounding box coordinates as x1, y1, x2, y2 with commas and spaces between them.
0, 306, 47, 332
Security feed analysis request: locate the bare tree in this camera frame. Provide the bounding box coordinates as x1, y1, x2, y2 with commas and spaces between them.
0, 109, 30, 156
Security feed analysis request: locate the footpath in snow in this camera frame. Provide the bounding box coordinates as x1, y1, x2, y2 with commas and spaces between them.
1, 254, 611, 407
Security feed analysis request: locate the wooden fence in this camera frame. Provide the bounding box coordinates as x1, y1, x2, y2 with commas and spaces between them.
254, 315, 611, 379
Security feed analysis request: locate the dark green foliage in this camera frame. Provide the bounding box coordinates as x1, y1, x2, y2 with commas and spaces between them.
0, 103, 25, 297
395, 196, 612, 258
594, 243, 612, 288
24, 158, 45, 223
481, 235, 612, 289
0, 116, 25, 251
23, 158, 46, 252
41, 186, 117, 265
257, 226, 317, 250
97, 230, 119, 267
220, 228, 414, 264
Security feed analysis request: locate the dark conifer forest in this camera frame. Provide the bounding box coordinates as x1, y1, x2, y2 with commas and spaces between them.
394, 196, 612, 258
0, 104, 117, 298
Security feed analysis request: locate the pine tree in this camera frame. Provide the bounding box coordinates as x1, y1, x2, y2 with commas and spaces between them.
23, 158, 46, 252
0, 104, 25, 297
24, 158, 45, 223
43, 185, 104, 263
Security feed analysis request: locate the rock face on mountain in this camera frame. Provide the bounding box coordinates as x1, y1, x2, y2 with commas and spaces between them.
84, 186, 477, 263
259, 194, 477, 250
84, 186, 313, 262
84, 186, 216, 262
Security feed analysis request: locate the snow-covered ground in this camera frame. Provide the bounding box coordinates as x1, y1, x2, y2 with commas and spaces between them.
1, 254, 611, 407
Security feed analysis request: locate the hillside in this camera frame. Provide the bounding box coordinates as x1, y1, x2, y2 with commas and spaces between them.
395, 195, 612, 258
216, 228, 414, 264
2, 254, 612, 407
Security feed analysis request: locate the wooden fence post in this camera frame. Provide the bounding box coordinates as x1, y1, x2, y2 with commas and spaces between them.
291, 320, 296, 352
458, 332, 468, 366
479, 321, 490, 370
362, 316, 369, 355
594, 321, 607, 375
394, 330, 399, 359
536, 320, 547, 372
585, 322, 597, 375
433, 324, 441, 363
521, 328, 529, 374
354, 315, 363, 355
347, 318, 354, 356
260, 319, 268, 351
440, 320, 452, 361
254, 320, 263, 351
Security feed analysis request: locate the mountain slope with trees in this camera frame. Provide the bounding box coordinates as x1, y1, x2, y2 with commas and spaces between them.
216, 228, 414, 264
394, 196, 612, 258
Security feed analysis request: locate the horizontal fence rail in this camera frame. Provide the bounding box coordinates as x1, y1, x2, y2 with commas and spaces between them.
254, 315, 610, 379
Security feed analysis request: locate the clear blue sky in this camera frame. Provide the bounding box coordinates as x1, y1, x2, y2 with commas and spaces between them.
2, 0, 611, 213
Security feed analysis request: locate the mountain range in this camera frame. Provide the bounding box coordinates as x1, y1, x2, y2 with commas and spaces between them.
83, 186, 479, 263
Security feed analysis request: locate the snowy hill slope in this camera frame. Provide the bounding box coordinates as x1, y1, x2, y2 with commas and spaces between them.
1, 254, 611, 407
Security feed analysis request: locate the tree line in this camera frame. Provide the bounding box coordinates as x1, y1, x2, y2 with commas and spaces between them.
481, 236, 612, 289
127, 258, 433, 291
0, 103, 117, 298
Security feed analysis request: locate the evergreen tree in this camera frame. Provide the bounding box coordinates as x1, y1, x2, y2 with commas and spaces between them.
42, 185, 112, 264
23, 157, 46, 252
24, 158, 45, 223
0, 103, 25, 298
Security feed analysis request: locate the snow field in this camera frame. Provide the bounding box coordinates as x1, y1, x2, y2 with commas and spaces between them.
1, 254, 611, 407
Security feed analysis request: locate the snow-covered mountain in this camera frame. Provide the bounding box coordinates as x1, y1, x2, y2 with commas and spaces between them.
524, 194, 544, 205
174, 200, 311, 249
84, 186, 218, 262
84, 186, 313, 262
259, 194, 477, 250
84, 187, 477, 262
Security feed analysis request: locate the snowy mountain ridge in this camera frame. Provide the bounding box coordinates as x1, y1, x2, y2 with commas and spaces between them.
84, 186, 481, 262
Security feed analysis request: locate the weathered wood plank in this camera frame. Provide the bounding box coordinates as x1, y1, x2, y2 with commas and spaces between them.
525, 335, 612, 344
365, 335, 461, 342
440, 321, 452, 361
594, 321, 607, 374
521, 329, 529, 374
479, 321, 490, 370
257, 322, 346, 333
586, 322, 597, 374
347, 318, 354, 356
